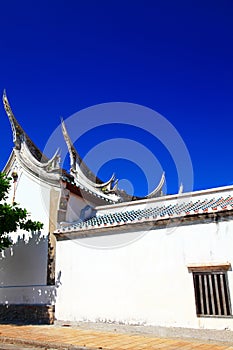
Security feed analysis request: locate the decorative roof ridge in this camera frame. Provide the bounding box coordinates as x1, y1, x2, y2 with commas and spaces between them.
132, 172, 165, 200
61, 118, 114, 186
2, 150, 15, 174
61, 174, 116, 203
95, 184, 233, 210
2, 90, 48, 163
145, 171, 165, 198
61, 118, 165, 202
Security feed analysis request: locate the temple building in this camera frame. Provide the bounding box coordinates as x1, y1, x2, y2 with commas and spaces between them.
1, 91, 233, 335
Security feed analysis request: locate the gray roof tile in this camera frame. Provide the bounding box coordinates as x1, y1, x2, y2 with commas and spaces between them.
57, 195, 233, 233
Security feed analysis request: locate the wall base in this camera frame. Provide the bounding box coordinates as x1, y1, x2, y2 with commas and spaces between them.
0, 304, 55, 325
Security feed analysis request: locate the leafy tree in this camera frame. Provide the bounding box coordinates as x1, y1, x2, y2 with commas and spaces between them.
0, 172, 43, 251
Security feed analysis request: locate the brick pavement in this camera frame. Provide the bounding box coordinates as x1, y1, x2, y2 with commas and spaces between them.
0, 324, 233, 350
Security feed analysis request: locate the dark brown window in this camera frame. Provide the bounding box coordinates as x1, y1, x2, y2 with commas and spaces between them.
193, 271, 231, 317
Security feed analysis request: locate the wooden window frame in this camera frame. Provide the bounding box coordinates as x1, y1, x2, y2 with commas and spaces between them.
188, 263, 232, 318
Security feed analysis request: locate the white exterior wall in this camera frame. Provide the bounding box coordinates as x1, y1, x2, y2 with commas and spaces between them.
0, 169, 53, 304
0, 232, 48, 287
66, 193, 90, 222
55, 219, 233, 330
12, 170, 51, 233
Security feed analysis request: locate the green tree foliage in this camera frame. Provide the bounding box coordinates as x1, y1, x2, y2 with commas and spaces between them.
0, 172, 43, 251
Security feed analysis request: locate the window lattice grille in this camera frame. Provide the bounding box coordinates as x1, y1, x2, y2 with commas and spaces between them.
193, 271, 231, 317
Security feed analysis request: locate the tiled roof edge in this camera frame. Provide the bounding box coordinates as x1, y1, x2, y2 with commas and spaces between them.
55, 205, 233, 236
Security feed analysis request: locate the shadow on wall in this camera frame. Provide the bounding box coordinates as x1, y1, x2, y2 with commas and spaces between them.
0, 272, 62, 324
0, 232, 62, 324
0, 231, 48, 286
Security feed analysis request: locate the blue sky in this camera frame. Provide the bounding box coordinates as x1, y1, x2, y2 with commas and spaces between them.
0, 1, 233, 196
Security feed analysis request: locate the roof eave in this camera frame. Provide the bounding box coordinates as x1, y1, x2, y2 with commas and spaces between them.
54, 208, 233, 240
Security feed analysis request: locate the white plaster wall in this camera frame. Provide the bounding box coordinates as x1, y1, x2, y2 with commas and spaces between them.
0, 170, 50, 289
66, 193, 89, 222
55, 219, 233, 330
13, 171, 51, 233
0, 232, 48, 287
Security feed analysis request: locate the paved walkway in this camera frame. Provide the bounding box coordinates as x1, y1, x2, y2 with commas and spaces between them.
0, 324, 233, 350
